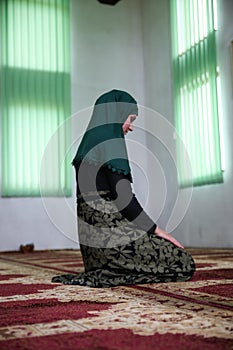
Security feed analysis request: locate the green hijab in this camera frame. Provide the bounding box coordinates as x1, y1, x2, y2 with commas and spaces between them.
72, 89, 138, 180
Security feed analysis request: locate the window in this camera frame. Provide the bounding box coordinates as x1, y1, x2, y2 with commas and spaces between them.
0, 0, 71, 196
170, 0, 223, 187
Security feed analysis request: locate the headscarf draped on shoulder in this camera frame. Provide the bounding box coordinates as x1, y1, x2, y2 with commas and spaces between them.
72, 89, 138, 181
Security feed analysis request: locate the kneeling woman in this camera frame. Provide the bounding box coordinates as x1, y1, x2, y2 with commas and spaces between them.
52, 89, 195, 288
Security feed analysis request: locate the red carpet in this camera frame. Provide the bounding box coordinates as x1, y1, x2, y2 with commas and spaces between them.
0, 248, 232, 350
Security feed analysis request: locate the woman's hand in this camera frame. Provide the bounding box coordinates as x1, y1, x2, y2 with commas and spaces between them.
122, 114, 137, 135
155, 226, 184, 249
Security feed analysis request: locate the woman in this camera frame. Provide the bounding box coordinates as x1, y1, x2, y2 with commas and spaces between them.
52, 89, 195, 287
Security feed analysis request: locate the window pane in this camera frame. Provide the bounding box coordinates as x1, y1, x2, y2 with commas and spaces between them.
0, 0, 71, 197
170, 0, 223, 187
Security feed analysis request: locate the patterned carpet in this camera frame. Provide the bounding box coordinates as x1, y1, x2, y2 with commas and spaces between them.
0, 248, 232, 350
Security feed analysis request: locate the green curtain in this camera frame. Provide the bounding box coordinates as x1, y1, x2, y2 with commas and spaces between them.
0, 0, 71, 197
170, 0, 223, 187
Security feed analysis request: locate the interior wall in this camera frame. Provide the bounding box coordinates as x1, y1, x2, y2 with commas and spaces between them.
140, 0, 179, 230
174, 0, 233, 247
71, 0, 145, 111
141, 0, 233, 248
188, 0, 233, 248
1, 0, 232, 251
0, 0, 145, 251
70, 0, 147, 205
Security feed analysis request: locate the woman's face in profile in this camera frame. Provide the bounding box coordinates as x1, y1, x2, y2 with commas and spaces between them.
122, 114, 137, 135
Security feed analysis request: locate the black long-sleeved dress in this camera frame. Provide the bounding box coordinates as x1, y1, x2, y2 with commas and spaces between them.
52, 161, 195, 287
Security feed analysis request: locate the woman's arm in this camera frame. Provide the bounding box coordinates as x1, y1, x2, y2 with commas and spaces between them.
104, 168, 184, 248
155, 226, 184, 248
104, 169, 157, 233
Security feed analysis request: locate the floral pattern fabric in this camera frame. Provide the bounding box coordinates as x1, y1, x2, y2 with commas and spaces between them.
52, 192, 195, 288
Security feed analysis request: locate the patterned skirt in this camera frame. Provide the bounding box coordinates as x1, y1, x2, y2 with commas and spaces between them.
52, 191, 196, 287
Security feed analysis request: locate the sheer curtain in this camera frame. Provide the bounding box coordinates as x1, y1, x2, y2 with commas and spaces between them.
0, 0, 71, 196
170, 0, 223, 187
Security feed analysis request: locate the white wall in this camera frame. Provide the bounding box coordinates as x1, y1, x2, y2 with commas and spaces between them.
140, 0, 178, 229
71, 0, 145, 110
0, 0, 145, 251
173, 0, 233, 247
1, 0, 232, 251
70, 0, 147, 203
187, 0, 233, 248
141, 0, 233, 248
